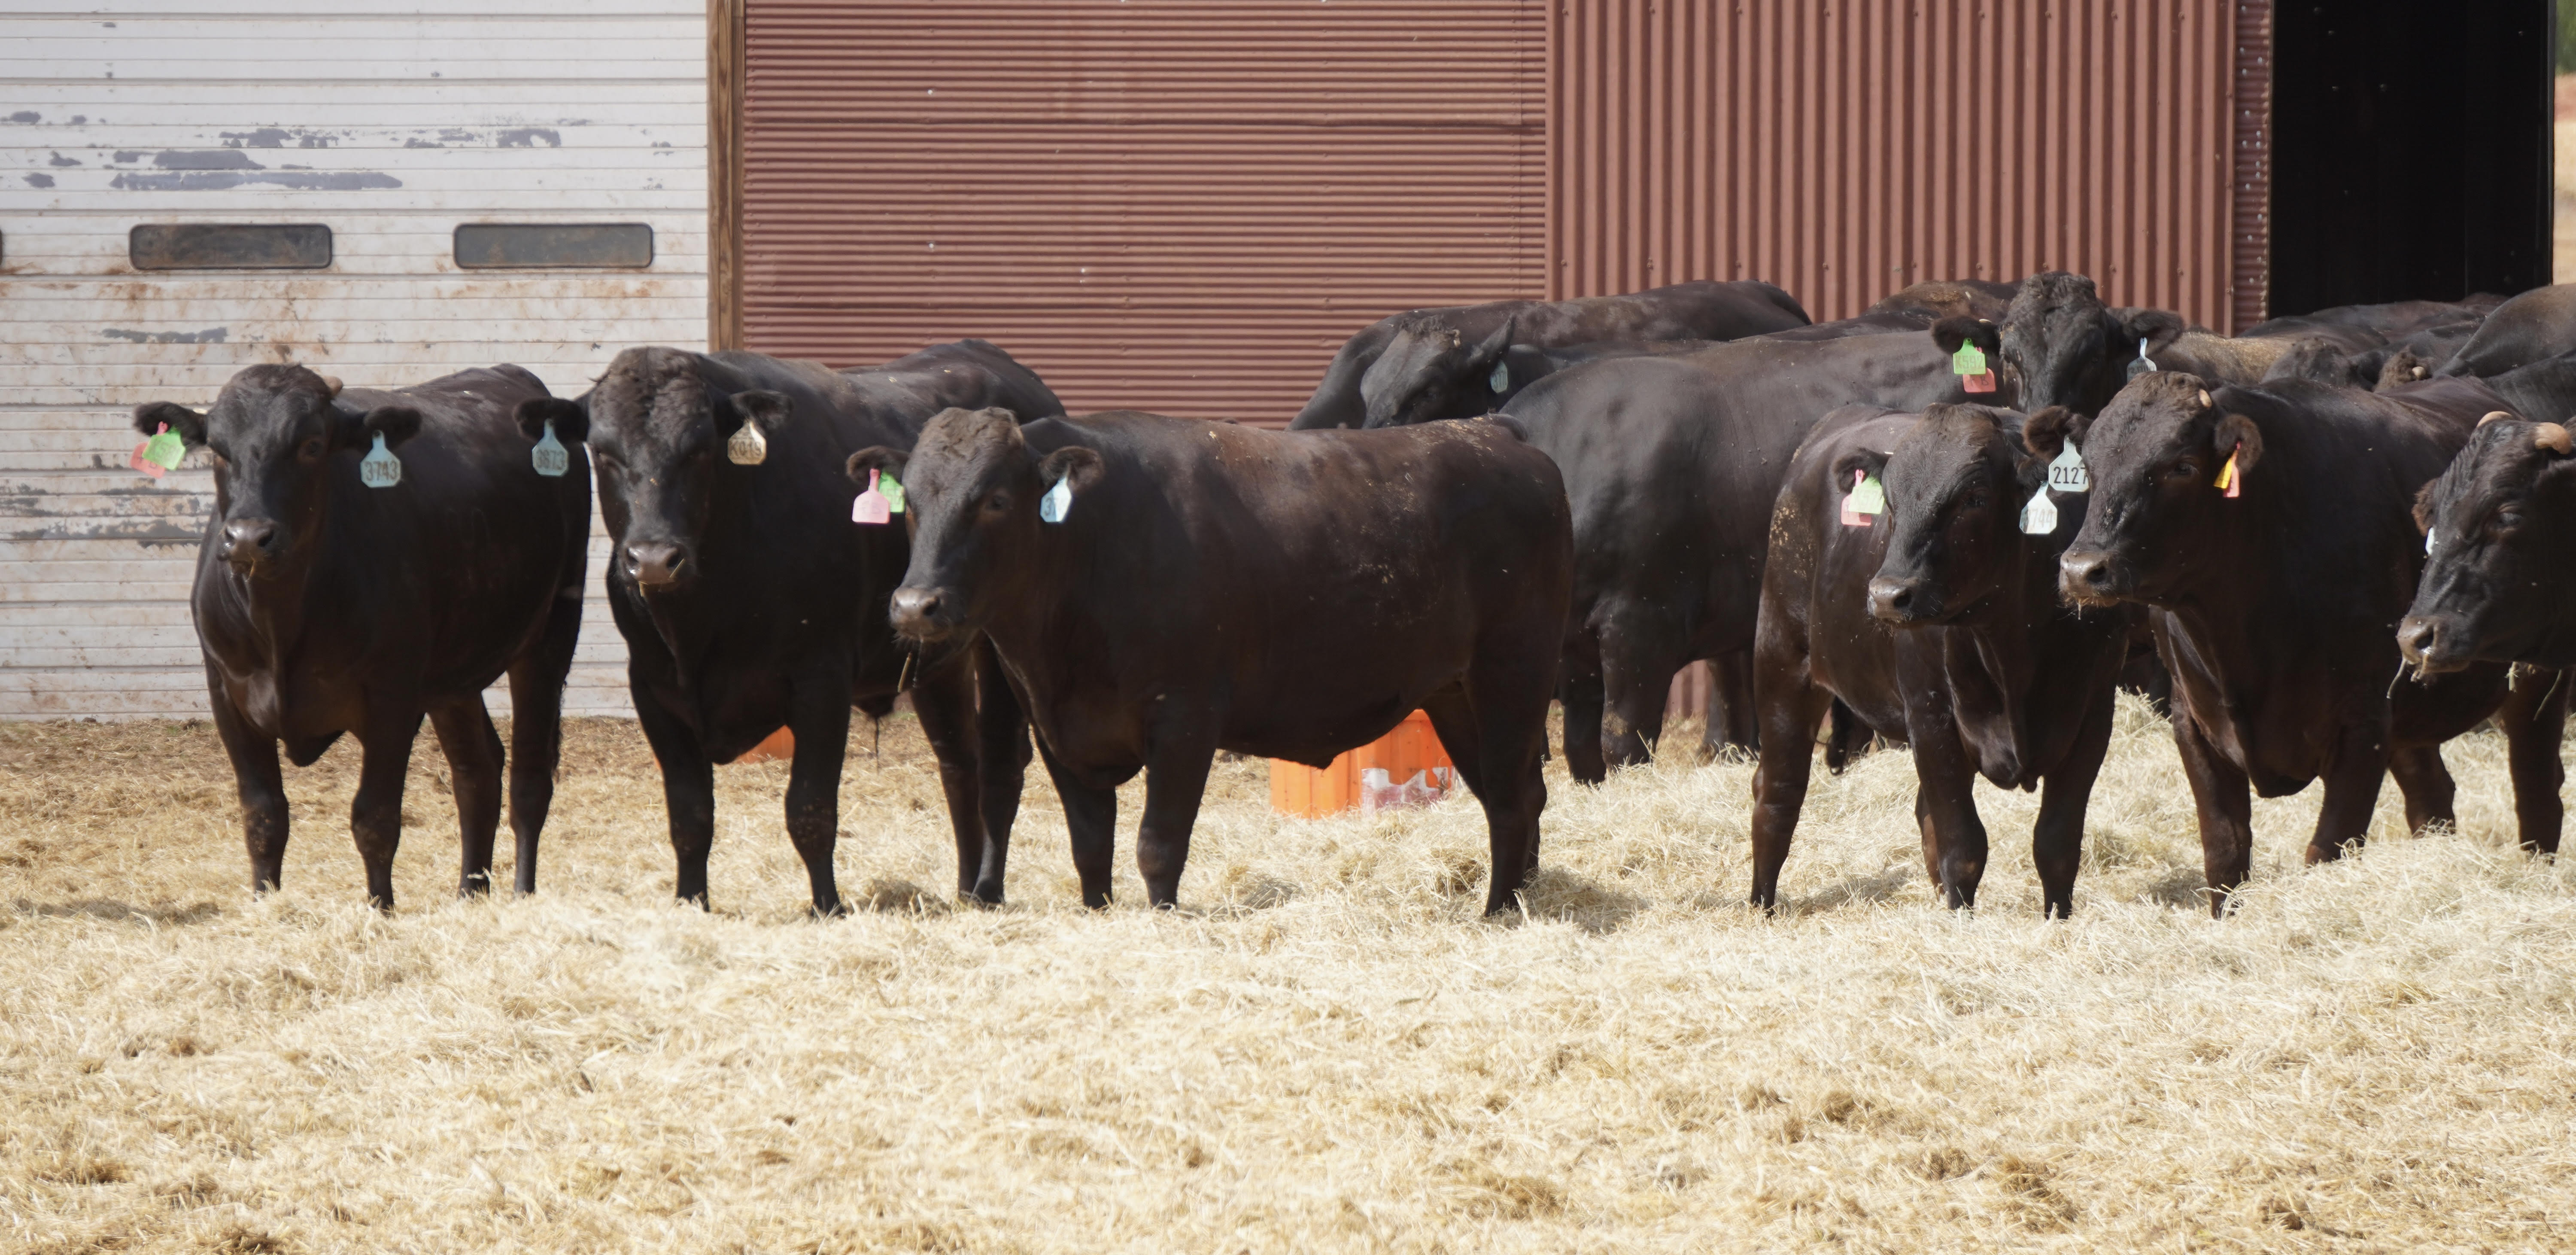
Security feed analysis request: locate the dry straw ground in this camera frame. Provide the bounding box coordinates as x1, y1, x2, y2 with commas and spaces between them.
4, 697, 2574, 1253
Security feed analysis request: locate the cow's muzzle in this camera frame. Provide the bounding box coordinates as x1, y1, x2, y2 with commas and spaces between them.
1867, 576, 1935, 624
888, 585, 960, 641
2396, 614, 2475, 675
220, 518, 283, 574
624, 540, 690, 591
2057, 549, 2129, 607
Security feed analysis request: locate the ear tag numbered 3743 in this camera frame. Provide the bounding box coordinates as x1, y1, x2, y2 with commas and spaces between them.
726, 421, 768, 466
359, 432, 403, 488
1489, 360, 1510, 393
2126, 337, 2158, 381
2047, 443, 2089, 493
132, 422, 185, 479
2214, 443, 2242, 498
1839, 468, 1884, 527
1039, 474, 1074, 524
530, 420, 569, 477
852, 468, 893, 525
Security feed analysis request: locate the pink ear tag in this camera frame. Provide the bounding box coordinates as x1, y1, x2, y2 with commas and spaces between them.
852, 468, 893, 525
2215, 444, 2242, 499
1963, 371, 1997, 394
131, 439, 167, 479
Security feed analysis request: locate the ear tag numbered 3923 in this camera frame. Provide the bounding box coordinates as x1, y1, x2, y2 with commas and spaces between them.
2047, 443, 2089, 493
726, 421, 768, 466
1039, 474, 1074, 524
1839, 468, 1884, 527
2020, 484, 2059, 536
1489, 360, 1510, 393
132, 422, 184, 479
2126, 337, 2157, 381
530, 420, 569, 477
359, 432, 402, 488
2214, 443, 2242, 498
852, 468, 893, 525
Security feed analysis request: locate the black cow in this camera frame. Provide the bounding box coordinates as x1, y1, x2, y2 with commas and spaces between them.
137, 364, 589, 907
2438, 285, 2576, 378
1499, 327, 1987, 780
516, 342, 1059, 914
1750, 403, 2125, 916
852, 409, 1572, 915
2056, 371, 2567, 913
1290, 280, 1811, 430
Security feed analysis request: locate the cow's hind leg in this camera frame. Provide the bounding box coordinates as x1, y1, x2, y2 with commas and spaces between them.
207, 669, 290, 895
1704, 652, 1760, 759
971, 636, 1033, 902
910, 648, 993, 904
2386, 743, 2458, 836
2496, 666, 2571, 854
428, 698, 506, 898
500, 601, 579, 893
1433, 638, 1555, 917
350, 707, 426, 911
784, 671, 854, 917
632, 686, 717, 910
1560, 631, 1610, 786
1598, 608, 1685, 771
1747, 660, 1831, 914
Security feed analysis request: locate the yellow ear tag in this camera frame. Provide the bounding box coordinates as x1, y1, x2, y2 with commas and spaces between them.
2214, 444, 2241, 497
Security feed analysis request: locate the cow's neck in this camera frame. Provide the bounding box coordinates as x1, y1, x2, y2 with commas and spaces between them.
1937, 547, 2044, 782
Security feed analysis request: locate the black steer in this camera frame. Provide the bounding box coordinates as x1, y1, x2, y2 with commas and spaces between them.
520, 342, 1059, 914
2438, 284, 2576, 378
853, 408, 1573, 915
2057, 372, 2568, 913
1291, 280, 1811, 430
1751, 403, 2126, 917
139, 364, 589, 907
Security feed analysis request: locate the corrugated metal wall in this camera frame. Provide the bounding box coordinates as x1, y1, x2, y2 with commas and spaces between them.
738, 0, 1549, 424
0, 0, 707, 718
1548, 0, 2256, 330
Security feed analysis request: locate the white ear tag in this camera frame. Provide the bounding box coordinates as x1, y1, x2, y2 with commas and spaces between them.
2046, 443, 2089, 493
1489, 360, 1510, 393
2126, 336, 2157, 381
1039, 474, 1073, 524
2020, 484, 2058, 535
358, 432, 402, 488
2425, 527, 2436, 555
726, 421, 768, 465
531, 420, 568, 477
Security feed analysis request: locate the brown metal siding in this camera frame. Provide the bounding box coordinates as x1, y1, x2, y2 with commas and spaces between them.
2231, 0, 2272, 329
1548, 0, 2255, 331
738, 0, 1547, 424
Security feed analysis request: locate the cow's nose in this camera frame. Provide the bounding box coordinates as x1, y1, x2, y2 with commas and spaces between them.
625, 541, 688, 588
221, 518, 279, 567
2396, 615, 2448, 669
2059, 550, 2118, 598
888, 586, 945, 637
1866, 577, 1923, 623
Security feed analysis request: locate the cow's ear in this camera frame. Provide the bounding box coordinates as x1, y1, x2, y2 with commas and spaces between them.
133, 401, 207, 448
1036, 444, 1106, 493
1829, 447, 1889, 491
846, 445, 910, 487
2119, 309, 2187, 357
2535, 423, 2575, 456
1466, 316, 1514, 369
2214, 411, 2263, 478
2020, 405, 2080, 464
358, 405, 425, 450
1930, 316, 1999, 356
517, 396, 588, 445
724, 389, 792, 437
2412, 479, 2439, 534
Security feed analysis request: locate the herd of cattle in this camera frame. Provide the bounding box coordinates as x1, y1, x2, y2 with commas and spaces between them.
130, 272, 2576, 920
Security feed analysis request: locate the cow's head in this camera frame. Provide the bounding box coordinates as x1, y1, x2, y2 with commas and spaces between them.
2056, 372, 2255, 607
1358, 313, 1516, 429
134, 365, 419, 578
548, 346, 787, 592
1996, 271, 2186, 417
1860, 403, 2053, 625
2398, 414, 2576, 672
849, 407, 1101, 643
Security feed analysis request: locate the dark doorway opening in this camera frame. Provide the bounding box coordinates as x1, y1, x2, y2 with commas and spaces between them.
2269, 0, 2552, 315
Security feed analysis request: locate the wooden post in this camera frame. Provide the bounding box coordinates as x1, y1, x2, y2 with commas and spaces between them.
706, 0, 745, 352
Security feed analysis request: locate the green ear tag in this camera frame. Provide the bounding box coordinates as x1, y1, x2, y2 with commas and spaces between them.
142, 425, 186, 471
1848, 472, 1885, 516
879, 474, 905, 514
1951, 342, 1987, 376
358, 432, 402, 489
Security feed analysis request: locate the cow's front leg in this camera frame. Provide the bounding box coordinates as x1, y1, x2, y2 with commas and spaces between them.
784, 670, 854, 917
970, 637, 1033, 903
632, 685, 716, 909
2030, 686, 2117, 919
428, 699, 506, 897
2495, 666, 2571, 854
350, 707, 425, 911
1036, 737, 1119, 908
2171, 714, 2255, 917
207, 670, 289, 895
908, 648, 992, 903
2310, 720, 2393, 865
1136, 731, 1218, 910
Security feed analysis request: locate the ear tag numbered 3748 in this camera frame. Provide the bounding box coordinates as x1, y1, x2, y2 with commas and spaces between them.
530, 420, 569, 477
852, 468, 893, 525
1039, 473, 1074, 524
358, 433, 403, 488
727, 421, 768, 465
1839, 468, 1884, 527
2020, 484, 2059, 535
1489, 360, 1510, 393
132, 422, 185, 479
2126, 337, 2157, 381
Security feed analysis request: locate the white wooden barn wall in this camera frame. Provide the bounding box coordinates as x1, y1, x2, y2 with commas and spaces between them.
0, 0, 707, 719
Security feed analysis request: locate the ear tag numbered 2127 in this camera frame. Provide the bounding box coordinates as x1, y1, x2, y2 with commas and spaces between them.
852, 468, 893, 525
1839, 468, 1884, 527
132, 422, 185, 479
2047, 443, 2089, 493
530, 420, 569, 477
359, 432, 402, 489
1039, 474, 1074, 524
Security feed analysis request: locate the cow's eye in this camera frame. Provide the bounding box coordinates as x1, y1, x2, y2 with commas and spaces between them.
299, 439, 324, 461
2166, 459, 2199, 481
983, 493, 1012, 515
2493, 509, 2524, 533
1960, 489, 1990, 511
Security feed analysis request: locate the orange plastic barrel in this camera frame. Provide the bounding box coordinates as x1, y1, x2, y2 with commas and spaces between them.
654, 726, 794, 770
1269, 710, 1454, 818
